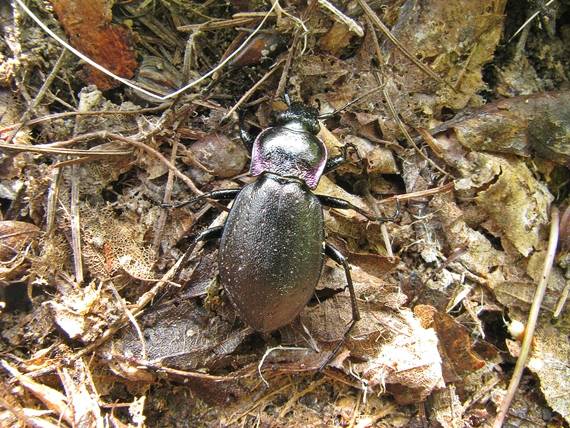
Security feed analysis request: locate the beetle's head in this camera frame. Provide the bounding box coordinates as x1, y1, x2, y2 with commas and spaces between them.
275, 102, 320, 135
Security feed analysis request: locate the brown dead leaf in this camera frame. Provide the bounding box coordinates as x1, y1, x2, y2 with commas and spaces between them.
384, 0, 507, 111
319, 22, 355, 55
58, 359, 104, 428
454, 153, 553, 257
49, 0, 138, 90
527, 324, 570, 424
415, 305, 485, 379
431, 91, 570, 164
48, 282, 120, 343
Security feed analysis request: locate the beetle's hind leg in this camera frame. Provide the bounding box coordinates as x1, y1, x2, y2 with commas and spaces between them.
320, 242, 360, 369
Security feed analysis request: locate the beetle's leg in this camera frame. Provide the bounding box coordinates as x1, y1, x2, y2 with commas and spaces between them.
239, 111, 255, 152
164, 189, 241, 209
176, 225, 224, 276
323, 143, 358, 175
194, 225, 224, 243
317, 195, 400, 222
320, 242, 359, 368
323, 155, 346, 174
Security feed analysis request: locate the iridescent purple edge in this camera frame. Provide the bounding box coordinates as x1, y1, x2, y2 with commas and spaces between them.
250, 128, 327, 189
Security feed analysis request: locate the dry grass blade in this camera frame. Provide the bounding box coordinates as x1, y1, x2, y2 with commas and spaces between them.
1, 360, 73, 426
70, 164, 84, 284
4, 50, 68, 144
0, 104, 171, 133
222, 62, 283, 122
508, 0, 556, 43
381, 87, 451, 177
492, 206, 560, 428
318, 0, 364, 36
0, 142, 132, 156
356, 0, 454, 91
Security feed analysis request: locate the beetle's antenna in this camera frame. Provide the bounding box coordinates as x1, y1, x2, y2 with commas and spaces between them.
317, 85, 383, 119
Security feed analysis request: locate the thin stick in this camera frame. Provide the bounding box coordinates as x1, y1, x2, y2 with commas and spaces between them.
0, 104, 171, 134
108, 282, 147, 360
70, 163, 84, 284
508, 0, 556, 43
221, 62, 283, 122
381, 87, 451, 178
0, 142, 132, 156
1, 132, 202, 195
5, 50, 68, 143
492, 207, 560, 428
153, 138, 179, 256
377, 182, 454, 204
318, 0, 364, 36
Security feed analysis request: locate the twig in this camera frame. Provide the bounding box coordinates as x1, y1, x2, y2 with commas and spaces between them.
275, 0, 316, 97
1, 360, 73, 426
492, 207, 560, 428
1, 131, 202, 195
221, 61, 283, 121
277, 377, 327, 418
377, 182, 454, 204
317, 0, 364, 36
153, 138, 179, 256
5, 50, 68, 144
108, 282, 147, 360
0, 142, 132, 156
381, 87, 451, 178
0, 104, 171, 134
508, 0, 556, 43
356, 0, 453, 91
45, 167, 63, 236
109, 134, 202, 195
70, 163, 84, 284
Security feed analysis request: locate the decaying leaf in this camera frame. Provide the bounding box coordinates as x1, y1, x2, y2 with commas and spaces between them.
452, 152, 553, 257
49, 0, 138, 90
431, 91, 570, 164
48, 281, 120, 343
0, 220, 40, 283
1, 0, 569, 425
526, 324, 570, 424
415, 305, 485, 379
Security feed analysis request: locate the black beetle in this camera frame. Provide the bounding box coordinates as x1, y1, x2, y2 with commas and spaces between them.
171, 99, 396, 352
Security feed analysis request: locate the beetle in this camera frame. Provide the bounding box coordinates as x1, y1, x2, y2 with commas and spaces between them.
171, 99, 396, 353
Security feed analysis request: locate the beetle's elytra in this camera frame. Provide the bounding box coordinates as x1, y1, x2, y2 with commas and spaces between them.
174, 100, 394, 345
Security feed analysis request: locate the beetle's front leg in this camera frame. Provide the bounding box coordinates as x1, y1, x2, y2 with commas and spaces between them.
239, 110, 255, 152
317, 195, 400, 222
323, 142, 358, 175
320, 242, 359, 368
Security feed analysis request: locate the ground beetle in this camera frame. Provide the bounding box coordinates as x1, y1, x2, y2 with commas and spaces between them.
172, 98, 396, 354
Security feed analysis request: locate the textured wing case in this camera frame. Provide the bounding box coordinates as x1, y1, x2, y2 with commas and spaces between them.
219, 175, 325, 332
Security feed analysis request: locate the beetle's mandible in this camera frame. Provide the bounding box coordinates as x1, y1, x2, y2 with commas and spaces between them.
172, 100, 396, 348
